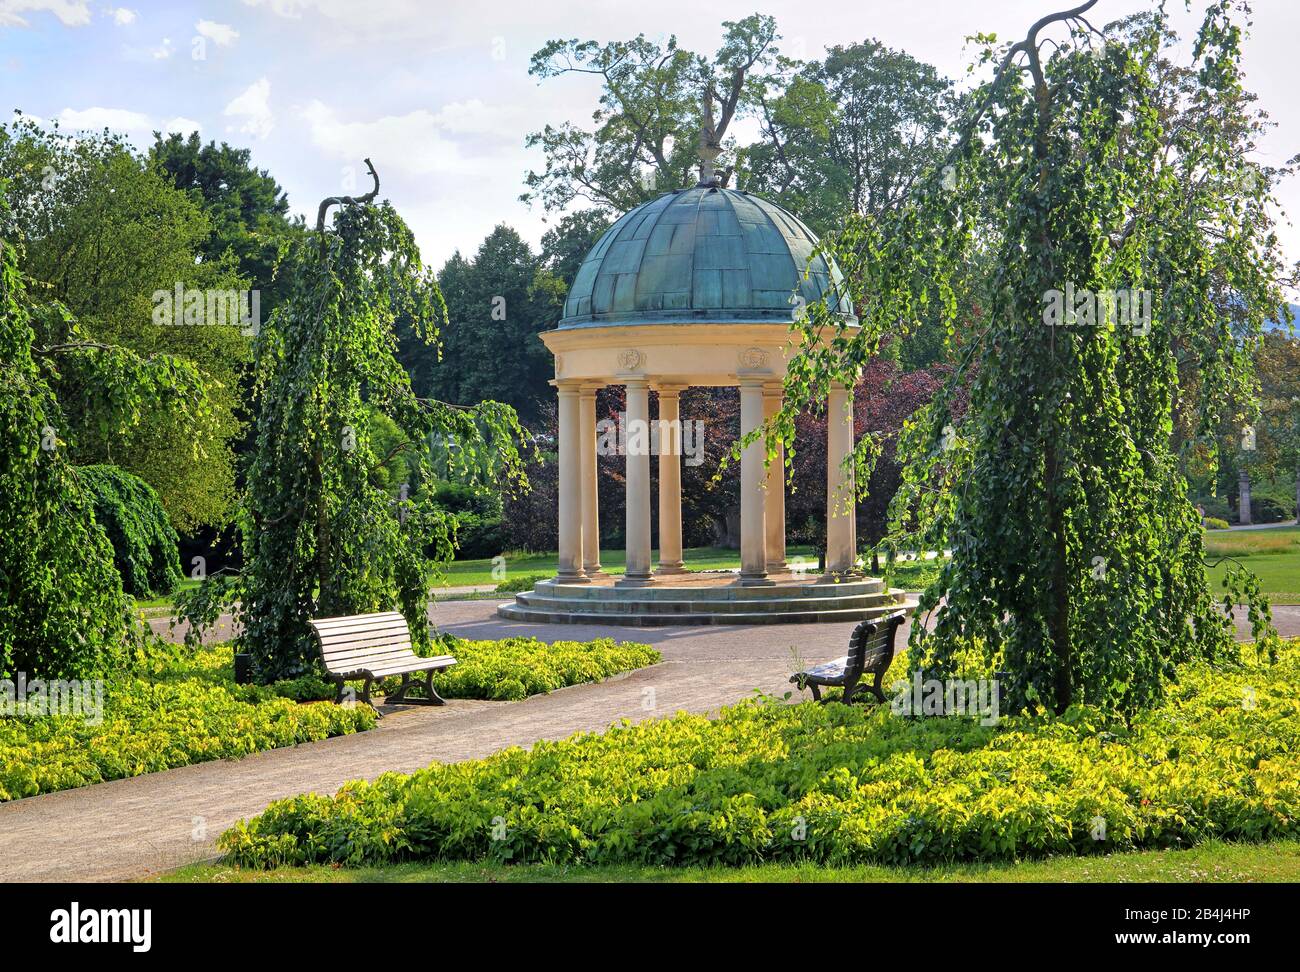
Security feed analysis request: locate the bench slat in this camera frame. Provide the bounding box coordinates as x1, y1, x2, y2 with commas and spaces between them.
321, 644, 416, 670
320, 632, 412, 651
323, 646, 418, 665
365, 656, 457, 677
311, 611, 407, 627
330, 657, 456, 678
312, 620, 412, 639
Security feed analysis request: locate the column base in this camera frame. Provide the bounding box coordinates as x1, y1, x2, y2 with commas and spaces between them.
765, 561, 788, 574
654, 562, 687, 576
555, 571, 591, 584
581, 568, 610, 582
818, 570, 860, 583
739, 573, 776, 587
615, 573, 656, 588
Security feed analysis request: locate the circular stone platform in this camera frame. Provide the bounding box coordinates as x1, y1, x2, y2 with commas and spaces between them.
496, 571, 914, 626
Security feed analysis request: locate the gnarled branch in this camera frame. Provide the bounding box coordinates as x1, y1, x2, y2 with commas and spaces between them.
315, 158, 381, 255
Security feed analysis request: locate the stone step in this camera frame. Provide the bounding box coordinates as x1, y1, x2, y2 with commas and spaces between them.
515, 591, 902, 615
534, 576, 886, 600
496, 599, 915, 627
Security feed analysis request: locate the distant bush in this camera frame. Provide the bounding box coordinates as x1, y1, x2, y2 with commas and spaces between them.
80, 465, 182, 597
451, 512, 508, 559
494, 572, 549, 594
1204, 517, 1230, 530
430, 481, 502, 517
1250, 496, 1290, 524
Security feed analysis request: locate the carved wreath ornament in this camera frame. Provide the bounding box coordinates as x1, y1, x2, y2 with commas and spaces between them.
739, 347, 770, 369
617, 348, 644, 371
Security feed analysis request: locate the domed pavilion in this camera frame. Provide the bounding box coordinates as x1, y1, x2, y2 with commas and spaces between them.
498, 178, 909, 625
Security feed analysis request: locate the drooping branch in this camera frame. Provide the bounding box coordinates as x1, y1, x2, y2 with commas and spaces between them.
950, 1, 1100, 161
315, 158, 381, 255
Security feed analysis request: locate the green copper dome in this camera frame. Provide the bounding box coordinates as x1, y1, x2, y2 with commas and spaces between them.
559, 185, 856, 328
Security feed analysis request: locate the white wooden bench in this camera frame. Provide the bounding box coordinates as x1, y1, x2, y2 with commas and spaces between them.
308, 611, 457, 713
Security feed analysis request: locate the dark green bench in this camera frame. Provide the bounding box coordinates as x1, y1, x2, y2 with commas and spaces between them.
791, 610, 907, 704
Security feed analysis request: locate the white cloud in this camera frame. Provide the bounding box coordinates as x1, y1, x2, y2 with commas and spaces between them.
195, 19, 238, 46
54, 107, 200, 144
151, 36, 172, 59
300, 100, 474, 176
429, 99, 534, 138
107, 6, 134, 26
224, 78, 273, 139
0, 1, 91, 27
161, 116, 201, 136
56, 105, 151, 132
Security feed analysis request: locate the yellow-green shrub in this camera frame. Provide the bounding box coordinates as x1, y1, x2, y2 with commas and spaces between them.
221, 641, 1300, 868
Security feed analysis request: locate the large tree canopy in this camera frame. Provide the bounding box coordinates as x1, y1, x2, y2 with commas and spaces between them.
741, 39, 953, 235
0, 116, 249, 533
149, 131, 304, 316
522, 14, 782, 212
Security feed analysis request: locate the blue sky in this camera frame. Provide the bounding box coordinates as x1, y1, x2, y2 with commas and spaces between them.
2, 0, 1297, 287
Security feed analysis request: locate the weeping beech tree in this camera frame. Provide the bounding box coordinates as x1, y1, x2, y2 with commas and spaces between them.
178, 162, 530, 681
775, 1, 1288, 714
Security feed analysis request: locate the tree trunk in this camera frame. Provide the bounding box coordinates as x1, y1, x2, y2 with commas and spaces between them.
1044, 442, 1073, 712
314, 446, 331, 609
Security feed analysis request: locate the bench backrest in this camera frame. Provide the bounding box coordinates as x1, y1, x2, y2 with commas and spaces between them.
845, 610, 907, 680
309, 612, 415, 674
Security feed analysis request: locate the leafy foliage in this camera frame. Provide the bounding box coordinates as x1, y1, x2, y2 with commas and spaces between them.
523, 15, 782, 211
741, 39, 953, 235
80, 464, 183, 598
0, 115, 248, 533
219, 639, 1300, 868
779, 3, 1288, 714
149, 131, 303, 316
410, 225, 562, 425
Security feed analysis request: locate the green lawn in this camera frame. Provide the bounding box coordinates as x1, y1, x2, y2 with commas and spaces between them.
439, 546, 945, 591
1205, 526, 1300, 603
132, 527, 1297, 611
436, 545, 818, 587
161, 839, 1300, 883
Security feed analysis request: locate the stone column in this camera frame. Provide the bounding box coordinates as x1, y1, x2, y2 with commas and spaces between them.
1239, 469, 1253, 526
579, 385, 604, 579
555, 381, 587, 582
739, 379, 772, 584
655, 384, 686, 575
619, 378, 654, 586
825, 382, 857, 575
762, 383, 787, 574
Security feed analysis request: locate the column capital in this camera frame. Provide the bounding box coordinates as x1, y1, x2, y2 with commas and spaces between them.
653, 381, 689, 395
551, 378, 585, 394
737, 375, 769, 389
617, 373, 650, 386
761, 381, 784, 399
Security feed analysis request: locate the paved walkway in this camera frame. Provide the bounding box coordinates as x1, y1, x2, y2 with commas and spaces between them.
3, 601, 1297, 882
